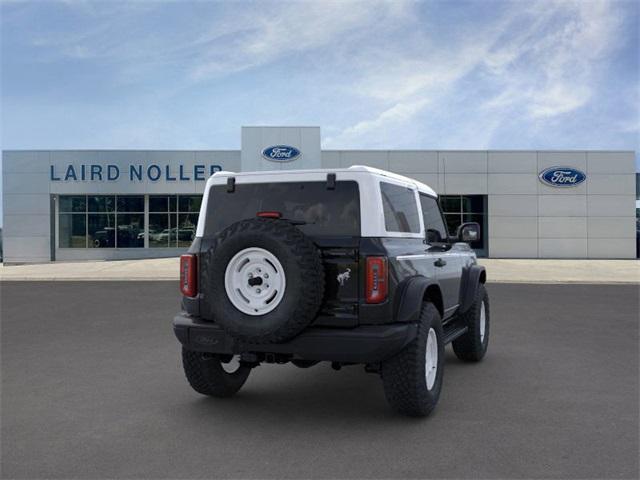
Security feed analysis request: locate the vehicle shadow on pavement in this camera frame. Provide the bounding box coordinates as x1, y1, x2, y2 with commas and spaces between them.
171, 350, 473, 424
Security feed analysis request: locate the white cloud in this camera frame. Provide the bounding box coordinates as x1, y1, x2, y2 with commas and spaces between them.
324, 39, 497, 146
528, 84, 592, 118
3, 0, 636, 153
190, 1, 411, 79
481, 0, 624, 119
22, 0, 413, 81
327, 0, 628, 147
325, 98, 429, 147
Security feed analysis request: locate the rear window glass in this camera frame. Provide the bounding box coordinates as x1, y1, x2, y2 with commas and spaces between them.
380, 181, 420, 233
205, 181, 360, 237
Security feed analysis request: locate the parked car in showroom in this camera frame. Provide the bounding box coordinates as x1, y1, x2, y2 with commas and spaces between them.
94, 224, 142, 248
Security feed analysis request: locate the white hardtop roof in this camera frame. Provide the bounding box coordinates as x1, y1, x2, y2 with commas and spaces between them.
209, 165, 437, 197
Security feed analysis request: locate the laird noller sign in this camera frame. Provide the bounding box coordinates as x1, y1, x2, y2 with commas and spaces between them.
50, 163, 223, 182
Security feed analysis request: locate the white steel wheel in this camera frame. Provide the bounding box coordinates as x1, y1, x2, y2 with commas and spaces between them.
425, 328, 438, 390
479, 301, 486, 342
221, 355, 241, 374
224, 247, 286, 316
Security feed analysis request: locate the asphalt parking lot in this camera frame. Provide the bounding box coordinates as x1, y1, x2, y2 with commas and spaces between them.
1, 282, 638, 479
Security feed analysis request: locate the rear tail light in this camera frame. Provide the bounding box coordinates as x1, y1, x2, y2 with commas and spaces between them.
366, 256, 388, 304
180, 254, 197, 297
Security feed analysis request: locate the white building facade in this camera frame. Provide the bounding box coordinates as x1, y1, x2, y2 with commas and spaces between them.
2, 126, 637, 263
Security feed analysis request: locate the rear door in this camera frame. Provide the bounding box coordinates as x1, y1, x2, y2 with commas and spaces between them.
202, 180, 362, 325
419, 194, 461, 317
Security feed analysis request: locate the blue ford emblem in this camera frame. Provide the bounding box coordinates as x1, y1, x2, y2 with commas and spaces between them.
261, 145, 301, 162
538, 166, 586, 187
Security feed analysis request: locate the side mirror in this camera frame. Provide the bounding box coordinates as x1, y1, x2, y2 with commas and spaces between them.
457, 222, 480, 243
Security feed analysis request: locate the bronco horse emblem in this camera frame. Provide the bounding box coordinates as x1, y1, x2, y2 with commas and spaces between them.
337, 268, 351, 286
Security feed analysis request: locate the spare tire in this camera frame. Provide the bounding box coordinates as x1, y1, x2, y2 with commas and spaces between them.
202, 218, 324, 343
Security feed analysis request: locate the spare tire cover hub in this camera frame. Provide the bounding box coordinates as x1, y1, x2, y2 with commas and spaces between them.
224, 247, 286, 316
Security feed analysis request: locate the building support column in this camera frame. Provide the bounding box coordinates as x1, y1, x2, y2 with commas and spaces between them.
144, 195, 150, 249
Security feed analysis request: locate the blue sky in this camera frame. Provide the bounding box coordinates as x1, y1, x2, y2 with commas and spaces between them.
0, 0, 638, 223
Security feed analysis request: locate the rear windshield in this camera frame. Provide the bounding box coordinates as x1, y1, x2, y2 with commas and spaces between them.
204, 181, 360, 237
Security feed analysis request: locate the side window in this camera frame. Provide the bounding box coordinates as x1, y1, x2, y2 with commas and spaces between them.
380, 182, 420, 233
419, 194, 448, 243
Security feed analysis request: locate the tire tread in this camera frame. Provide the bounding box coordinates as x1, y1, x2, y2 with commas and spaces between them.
182, 348, 250, 397
452, 283, 489, 362
381, 302, 443, 417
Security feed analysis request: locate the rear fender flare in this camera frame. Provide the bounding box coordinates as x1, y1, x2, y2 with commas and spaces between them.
394, 276, 443, 323
458, 265, 486, 314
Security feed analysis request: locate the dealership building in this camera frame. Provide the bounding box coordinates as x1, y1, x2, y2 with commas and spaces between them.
1, 126, 637, 263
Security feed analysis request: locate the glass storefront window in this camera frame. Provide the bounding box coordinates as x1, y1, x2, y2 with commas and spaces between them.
117, 213, 144, 247
444, 214, 462, 239
59, 196, 86, 213
462, 196, 485, 214
177, 213, 198, 247
440, 195, 487, 255
178, 195, 202, 213
88, 213, 115, 248
149, 195, 172, 248
117, 196, 144, 212
170, 212, 178, 245
59, 214, 86, 247
439, 196, 461, 213
149, 195, 201, 248
149, 213, 170, 248
149, 196, 168, 212
115, 196, 144, 248
88, 196, 115, 212
59, 194, 202, 249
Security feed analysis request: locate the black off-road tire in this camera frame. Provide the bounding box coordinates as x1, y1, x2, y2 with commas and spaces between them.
381, 302, 444, 417
182, 348, 251, 398
201, 218, 324, 344
452, 283, 489, 362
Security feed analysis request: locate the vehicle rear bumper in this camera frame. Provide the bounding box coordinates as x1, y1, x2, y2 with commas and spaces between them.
173, 313, 417, 364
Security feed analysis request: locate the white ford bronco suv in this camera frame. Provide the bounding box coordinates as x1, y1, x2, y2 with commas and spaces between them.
173, 166, 489, 416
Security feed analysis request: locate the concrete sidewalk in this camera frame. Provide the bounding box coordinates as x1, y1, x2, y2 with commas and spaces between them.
1, 257, 638, 284
480, 259, 639, 284
0, 258, 178, 282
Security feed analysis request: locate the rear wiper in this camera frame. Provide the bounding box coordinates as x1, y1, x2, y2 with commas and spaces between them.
281, 218, 308, 226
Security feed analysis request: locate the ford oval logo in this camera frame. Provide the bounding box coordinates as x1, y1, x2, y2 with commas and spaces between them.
261, 145, 301, 162
538, 166, 586, 188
